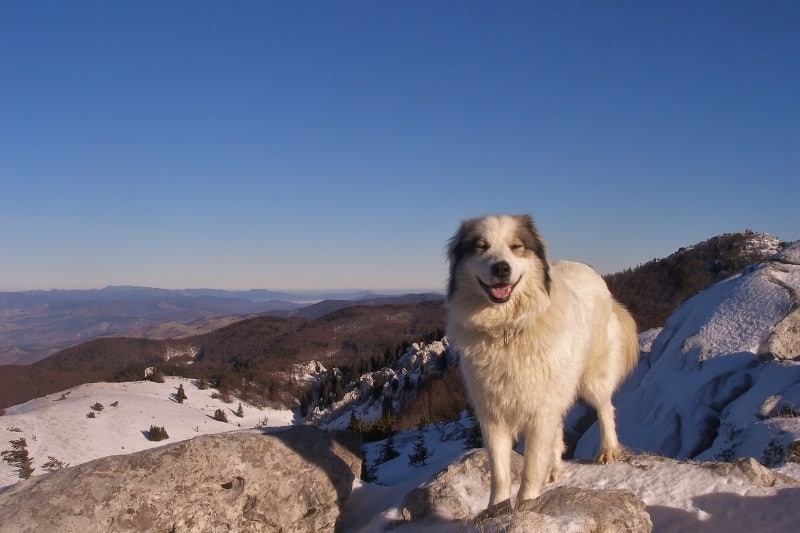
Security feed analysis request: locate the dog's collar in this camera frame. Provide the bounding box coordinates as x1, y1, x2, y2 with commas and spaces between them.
502, 328, 520, 346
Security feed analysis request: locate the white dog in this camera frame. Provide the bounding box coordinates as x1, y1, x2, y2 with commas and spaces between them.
446, 214, 638, 513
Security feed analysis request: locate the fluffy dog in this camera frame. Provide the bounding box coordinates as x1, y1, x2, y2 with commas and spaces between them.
446, 214, 638, 512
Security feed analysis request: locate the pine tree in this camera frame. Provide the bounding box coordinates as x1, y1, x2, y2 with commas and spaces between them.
213, 408, 228, 422
408, 428, 431, 466
360, 446, 379, 483
235, 402, 244, 418
1, 437, 34, 479
175, 384, 187, 404
379, 433, 400, 463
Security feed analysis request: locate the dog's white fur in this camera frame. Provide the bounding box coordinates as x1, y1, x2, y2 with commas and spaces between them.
446, 214, 638, 510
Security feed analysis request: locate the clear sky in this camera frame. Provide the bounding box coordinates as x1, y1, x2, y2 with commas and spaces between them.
1, 1, 798, 292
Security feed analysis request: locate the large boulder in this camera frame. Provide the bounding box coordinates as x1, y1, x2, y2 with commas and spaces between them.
0, 427, 361, 532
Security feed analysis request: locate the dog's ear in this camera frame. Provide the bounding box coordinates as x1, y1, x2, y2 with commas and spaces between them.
446, 218, 477, 299
516, 214, 551, 294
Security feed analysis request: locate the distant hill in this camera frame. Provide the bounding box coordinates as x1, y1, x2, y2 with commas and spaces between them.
273, 293, 443, 319
0, 299, 445, 409
605, 231, 785, 331
0, 286, 441, 365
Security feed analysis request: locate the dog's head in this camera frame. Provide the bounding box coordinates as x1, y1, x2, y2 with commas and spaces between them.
446, 214, 551, 329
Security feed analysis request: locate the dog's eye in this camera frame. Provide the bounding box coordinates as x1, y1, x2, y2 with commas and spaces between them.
511, 242, 525, 251
474, 239, 488, 251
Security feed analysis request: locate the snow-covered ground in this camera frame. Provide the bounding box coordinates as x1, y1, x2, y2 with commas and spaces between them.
0, 377, 293, 489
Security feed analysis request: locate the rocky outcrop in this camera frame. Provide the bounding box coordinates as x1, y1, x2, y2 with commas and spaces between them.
401, 449, 652, 531
0, 426, 361, 533
399, 449, 798, 532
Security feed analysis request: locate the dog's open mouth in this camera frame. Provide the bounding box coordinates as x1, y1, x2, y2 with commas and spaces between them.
478, 278, 519, 304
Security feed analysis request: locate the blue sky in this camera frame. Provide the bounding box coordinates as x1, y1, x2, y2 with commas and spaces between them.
1, 1, 798, 291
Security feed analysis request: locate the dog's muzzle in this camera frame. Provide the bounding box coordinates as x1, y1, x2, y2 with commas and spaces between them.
478, 261, 519, 303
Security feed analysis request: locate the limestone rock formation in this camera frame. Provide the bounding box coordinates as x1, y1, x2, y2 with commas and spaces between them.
0, 426, 361, 533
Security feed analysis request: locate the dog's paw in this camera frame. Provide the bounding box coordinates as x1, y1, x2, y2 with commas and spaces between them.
547, 462, 563, 483
476, 499, 513, 521
515, 498, 538, 512
595, 445, 626, 464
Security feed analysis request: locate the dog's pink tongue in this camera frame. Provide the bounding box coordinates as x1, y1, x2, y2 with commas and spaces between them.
491, 284, 513, 300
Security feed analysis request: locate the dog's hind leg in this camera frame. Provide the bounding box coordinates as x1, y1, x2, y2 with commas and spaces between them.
581, 383, 626, 463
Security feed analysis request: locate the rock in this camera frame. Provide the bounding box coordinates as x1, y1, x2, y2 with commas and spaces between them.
501, 487, 652, 533
0, 427, 361, 533
767, 306, 800, 361
402, 448, 521, 522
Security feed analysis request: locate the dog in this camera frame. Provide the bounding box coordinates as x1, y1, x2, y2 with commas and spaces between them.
446, 214, 638, 512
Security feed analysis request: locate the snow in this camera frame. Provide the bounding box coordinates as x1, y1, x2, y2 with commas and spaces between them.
574, 244, 800, 465
0, 377, 293, 489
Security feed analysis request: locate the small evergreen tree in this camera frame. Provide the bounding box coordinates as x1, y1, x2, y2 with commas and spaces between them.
147, 425, 169, 441
197, 378, 209, 390
91, 402, 104, 412
1, 437, 34, 479
213, 408, 228, 422
408, 428, 431, 467
235, 402, 244, 418
175, 384, 187, 404
360, 447, 379, 483
379, 433, 400, 463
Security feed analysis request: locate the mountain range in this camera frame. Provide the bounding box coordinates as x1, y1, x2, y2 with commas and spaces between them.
0, 231, 789, 413
0, 286, 441, 365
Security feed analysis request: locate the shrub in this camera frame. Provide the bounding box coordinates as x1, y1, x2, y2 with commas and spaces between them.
788, 440, 800, 463
86, 411, 96, 418
148, 371, 166, 384
213, 409, 228, 423
42, 456, 69, 472
235, 402, 244, 418
91, 402, 104, 411
147, 425, 169, 441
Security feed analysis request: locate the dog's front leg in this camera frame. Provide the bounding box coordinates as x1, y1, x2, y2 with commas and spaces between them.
484, 419, 514, 510
517, 415, 559, 503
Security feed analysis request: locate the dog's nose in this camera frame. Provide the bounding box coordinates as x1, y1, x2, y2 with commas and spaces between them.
491, 261, 511, 280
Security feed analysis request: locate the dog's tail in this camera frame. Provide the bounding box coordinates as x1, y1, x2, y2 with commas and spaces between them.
612, 300, 639, 376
